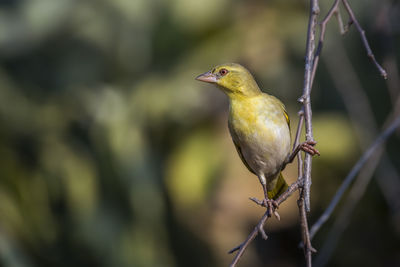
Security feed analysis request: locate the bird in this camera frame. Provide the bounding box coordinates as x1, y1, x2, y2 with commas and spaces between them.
195, 63, 319, 218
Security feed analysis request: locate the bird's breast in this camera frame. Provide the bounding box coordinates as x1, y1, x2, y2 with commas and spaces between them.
228, 100, 291, 178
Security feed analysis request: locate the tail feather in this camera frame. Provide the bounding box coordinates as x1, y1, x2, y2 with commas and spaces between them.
267, 172, 288, 200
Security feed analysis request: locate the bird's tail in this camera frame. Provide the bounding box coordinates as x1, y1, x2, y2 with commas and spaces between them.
267, 172, 288, 200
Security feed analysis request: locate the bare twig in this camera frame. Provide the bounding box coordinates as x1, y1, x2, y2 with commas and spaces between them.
315, 88, 400, 261
310, 0, 340, 85
375, 3, 400, 114
296, 118, 315, 267
312, 43, 400, 263
286, 111, 320, 165
311, 0, 388, 92
309, 115, 400, 240
335, 9, 352, 35
295, 0, 391, 264
228, 180, 301, 267
293, 110, 305, 153
341, 0, 388, 79
298, 0, 320, 213
295, 1, 321, 265
296, 111, 305, 178
299, 192, 317, 267
323, 38, 400, 224
314, 147, 384, 267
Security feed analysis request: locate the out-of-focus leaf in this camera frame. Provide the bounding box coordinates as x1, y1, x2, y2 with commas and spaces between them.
166, 129, 224, 211
313, 113, 358, 162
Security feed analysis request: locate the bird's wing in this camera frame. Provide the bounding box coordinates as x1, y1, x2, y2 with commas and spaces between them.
231, 137, 256, 175
283, 108, 290, 130
265, 94, 290, 129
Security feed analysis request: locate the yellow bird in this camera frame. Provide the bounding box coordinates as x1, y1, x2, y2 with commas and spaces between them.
196, 63, 318, 217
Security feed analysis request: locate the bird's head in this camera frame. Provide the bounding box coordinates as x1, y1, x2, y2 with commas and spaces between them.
195, 63, 261, 97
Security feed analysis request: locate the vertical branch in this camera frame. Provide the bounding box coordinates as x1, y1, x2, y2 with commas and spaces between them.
299, 193, 316, 267
296, 112, 315, 267
299, 0, 320, 212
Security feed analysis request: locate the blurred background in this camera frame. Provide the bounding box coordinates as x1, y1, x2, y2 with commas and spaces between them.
0, 0, 399, 266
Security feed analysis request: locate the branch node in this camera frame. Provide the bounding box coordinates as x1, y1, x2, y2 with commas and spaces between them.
312, 6, 320, 15
228, 245, 242, 254
249, 197, 263, 206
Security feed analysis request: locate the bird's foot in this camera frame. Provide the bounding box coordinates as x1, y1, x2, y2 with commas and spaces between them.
249, 197, 280, 220
286, 140, 320, 164
299, 140, 320, 156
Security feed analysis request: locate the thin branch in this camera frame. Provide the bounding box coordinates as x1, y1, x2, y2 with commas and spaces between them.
286, 111, 320, 165
296, 112, 305, 178
293, 109, 305, 152
295, 114, 316, 267
299, 193, 316, 267
310, 0, 340, 85
335, 9, 351, 35
299, 0, 320, 213
311, 0, 388, 94
309, 115, 400, 240
296, 1, 320, 266
228, 180, 301, 267
313, 46, 400, 262
341, 0, 388, 79
294, 110, 305, 182
322, 38, 400, 223
314, 146, 384, 266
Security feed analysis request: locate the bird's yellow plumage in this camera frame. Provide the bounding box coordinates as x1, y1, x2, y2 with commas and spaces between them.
196, 63, 319, 217
196, 63, 292, 215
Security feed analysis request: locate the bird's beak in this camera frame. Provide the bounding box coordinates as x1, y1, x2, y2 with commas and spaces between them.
195, 71, 218, 83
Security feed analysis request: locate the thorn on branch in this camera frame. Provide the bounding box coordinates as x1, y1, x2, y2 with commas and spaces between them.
228, 245, 242, 254
258, 225, 268, 240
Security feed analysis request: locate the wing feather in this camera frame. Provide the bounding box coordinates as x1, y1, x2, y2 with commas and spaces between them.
283, 108, 290, 129
232, 138, 256, 175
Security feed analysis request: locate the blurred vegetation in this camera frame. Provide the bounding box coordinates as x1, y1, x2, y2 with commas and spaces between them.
0, 0, 399, 266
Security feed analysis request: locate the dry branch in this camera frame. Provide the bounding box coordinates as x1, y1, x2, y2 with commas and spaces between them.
228, 180, 301, 267
298, 0, 320, 213
341, 0, 388, 79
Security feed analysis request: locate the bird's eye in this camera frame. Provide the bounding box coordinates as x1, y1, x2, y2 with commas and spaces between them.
219, 68, 228, 76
